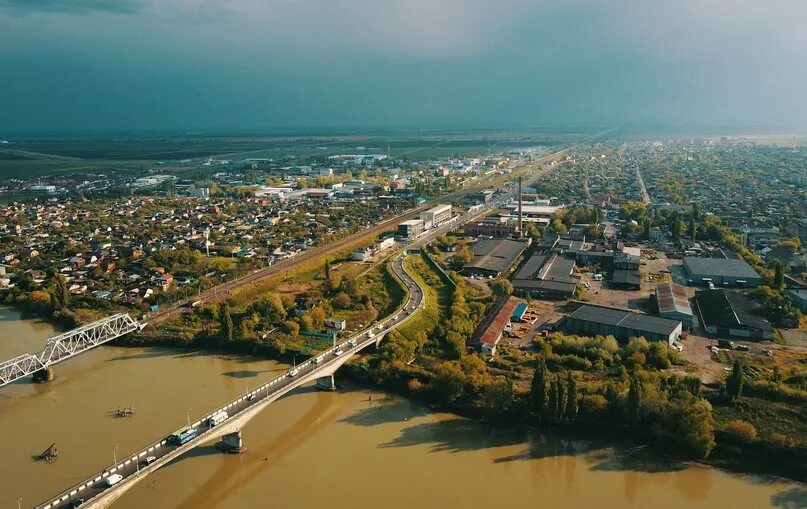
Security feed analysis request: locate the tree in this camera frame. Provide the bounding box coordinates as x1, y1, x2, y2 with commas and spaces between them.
726, 360, 744, 400
219, 302, 234, 342
565, 371, 578, 420
689, 219, 697, 240
628, 372, 642, 425
672, 398, 715, 459
691, 202, 700, 221
51, 275, 70, 311
490, 278, 513, 298
324, 259, 331, 280
530, 356, 549, 420
772, 260, 785, 289
548, 377, 560, 422
481, 376, 516, 422
429, 361, 466, 404
525, 222, 542, 241
556, 373, 567, 423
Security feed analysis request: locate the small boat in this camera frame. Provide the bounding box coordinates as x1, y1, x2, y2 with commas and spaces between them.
38, 443, 58, 463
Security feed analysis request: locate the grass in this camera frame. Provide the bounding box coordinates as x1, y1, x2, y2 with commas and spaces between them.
397, 255, 452, 343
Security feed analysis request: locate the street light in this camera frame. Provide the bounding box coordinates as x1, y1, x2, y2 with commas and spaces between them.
18, 498, 22, 509
187, 409, 192, 428
113, 446, 118, 469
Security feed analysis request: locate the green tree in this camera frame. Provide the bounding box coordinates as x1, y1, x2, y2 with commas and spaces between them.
481, 376, 516, 422
219, 302, 234, 342
628, 372, 642, 425
51, 275, 70, 311
429, 361, 466, 404
525, 222, 542, 241
772, 260, 785, 289
530, 356, 549, 420
490, 278, 513, 298
565, 371, 578, 420
556, 373, 567, 423
690, 219, 697, 240
548, 377, 560, 422
726, 360, 744, 400
691, 202, 700, 221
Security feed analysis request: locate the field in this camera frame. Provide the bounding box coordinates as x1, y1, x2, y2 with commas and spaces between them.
0, 129, 598, 180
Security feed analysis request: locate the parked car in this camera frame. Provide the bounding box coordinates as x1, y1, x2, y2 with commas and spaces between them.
670, 341, 683, 352
717, 339, 735, 349
735, 344, 750, 352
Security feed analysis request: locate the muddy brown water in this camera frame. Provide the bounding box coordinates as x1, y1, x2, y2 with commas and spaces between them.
0, 308, 803, 509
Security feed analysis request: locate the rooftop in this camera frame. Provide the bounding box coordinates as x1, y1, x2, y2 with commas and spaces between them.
683, 257, 761, 279
568, 304, 682, 336
463, 238, 529, 275
656, 283, 694, 317
694, 289, 773, 332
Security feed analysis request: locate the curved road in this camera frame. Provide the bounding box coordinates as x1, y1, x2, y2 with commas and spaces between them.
37, 252, 425, 509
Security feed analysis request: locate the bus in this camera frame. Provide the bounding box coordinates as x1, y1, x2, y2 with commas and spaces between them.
168, 426, 197, 445
208, 411, 229, 427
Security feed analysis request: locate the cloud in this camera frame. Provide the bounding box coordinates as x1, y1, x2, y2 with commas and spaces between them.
0, 0, 145, 14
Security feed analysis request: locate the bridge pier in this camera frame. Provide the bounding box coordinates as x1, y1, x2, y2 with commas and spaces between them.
32, 367, 54, 384
316, 374, 336, 391
217, 430, 246, 454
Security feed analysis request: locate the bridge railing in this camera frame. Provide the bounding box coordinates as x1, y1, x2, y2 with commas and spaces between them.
37, 254, 426, 509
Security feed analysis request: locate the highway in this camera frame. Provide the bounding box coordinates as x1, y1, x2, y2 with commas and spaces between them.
36, 252, 425, 509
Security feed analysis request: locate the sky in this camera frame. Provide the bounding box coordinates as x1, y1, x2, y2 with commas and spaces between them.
1, 0, 806, 132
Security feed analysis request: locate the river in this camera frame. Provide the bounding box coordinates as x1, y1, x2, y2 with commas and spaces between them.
0, 308, 804, 509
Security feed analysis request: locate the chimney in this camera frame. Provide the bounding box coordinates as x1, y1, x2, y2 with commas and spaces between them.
517, 176, 523, 237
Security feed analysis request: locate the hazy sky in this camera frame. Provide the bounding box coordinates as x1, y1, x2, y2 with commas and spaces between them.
1, 0, 806, 132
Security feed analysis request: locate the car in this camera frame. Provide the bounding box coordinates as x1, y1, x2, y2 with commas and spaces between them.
735, 344, 750, 352
709, 346, 719, 354
333, 347, 343, 356
105, 474, 124, 486
286, 368, 298, 378
141, 455, 157, 466
69, 499, 86, 508
670, 341, 683, 352
348, 339, 357, 347
765, 349, 774, 357
313, 355, 324, 364
717, 339, 735, 349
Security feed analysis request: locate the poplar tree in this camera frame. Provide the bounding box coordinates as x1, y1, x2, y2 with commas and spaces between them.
219, 302, 234, 342
565, 371, 578, 420
530, 356, 549, 420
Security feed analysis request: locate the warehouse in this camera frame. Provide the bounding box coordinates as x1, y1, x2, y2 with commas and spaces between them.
512, 252, 578, 299
611, 269, 642, 290
694, 289, 774, 340
471, 296, 520, 357
565, 304, 683, 344
655, 283, 694, 327
462, 238, 530, 277
683, 257, 763, 287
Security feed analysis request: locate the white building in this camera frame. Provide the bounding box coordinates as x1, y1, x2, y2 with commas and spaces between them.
420, 204, 452, 229
397, 219, 424, 240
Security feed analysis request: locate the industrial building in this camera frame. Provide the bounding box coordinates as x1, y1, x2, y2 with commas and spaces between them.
420, 204, 452, 229
655, 283, 694, 326
471, 296, 520, 356
694, 289, 774, 340
397, 219, 424, 241
683, 257, 763, 287
565, 304, 683, 344
512, 252, 578, 300
611, 269, 642, 290
461, 238, 530, 277
464, 216, 517, 238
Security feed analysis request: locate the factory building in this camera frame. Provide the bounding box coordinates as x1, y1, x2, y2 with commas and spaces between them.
565, 304, 683, 344
654, 283, 694, 327
694, 289, 774, 340
683, 257, 763, 287
461, 238, 530, 278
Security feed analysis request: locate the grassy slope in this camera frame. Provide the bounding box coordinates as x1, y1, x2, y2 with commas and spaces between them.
397, 255, 452, 343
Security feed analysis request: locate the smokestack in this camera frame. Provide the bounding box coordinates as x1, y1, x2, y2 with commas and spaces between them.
517, 176, 523, 237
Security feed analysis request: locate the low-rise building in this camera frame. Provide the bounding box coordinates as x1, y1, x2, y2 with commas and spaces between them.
655, 283, 694, 327
683, 257, 763, 287
694, 289, 774, 340
512, 252, 578, 300
420, 204, 452, 229
565, 303, 683, 344
461, 238, 530, 277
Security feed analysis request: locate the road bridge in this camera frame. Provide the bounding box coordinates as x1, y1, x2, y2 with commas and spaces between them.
0, 313, 140, 387
36, 253, 425, 509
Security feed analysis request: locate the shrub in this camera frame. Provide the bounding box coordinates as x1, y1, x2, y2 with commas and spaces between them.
770, 433, 797, 449
724, 420, 758, 443
579, 394, 609, 416
548, 354, 592, 371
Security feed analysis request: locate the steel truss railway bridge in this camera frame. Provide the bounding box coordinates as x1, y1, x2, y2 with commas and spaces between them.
0, 313, 140, 387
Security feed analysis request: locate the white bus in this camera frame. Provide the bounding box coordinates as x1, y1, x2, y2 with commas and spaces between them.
208, 411, 229, 427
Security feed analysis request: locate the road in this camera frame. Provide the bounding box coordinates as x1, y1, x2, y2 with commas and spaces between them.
636, 166, 651, 205
37, 253, 425, 509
